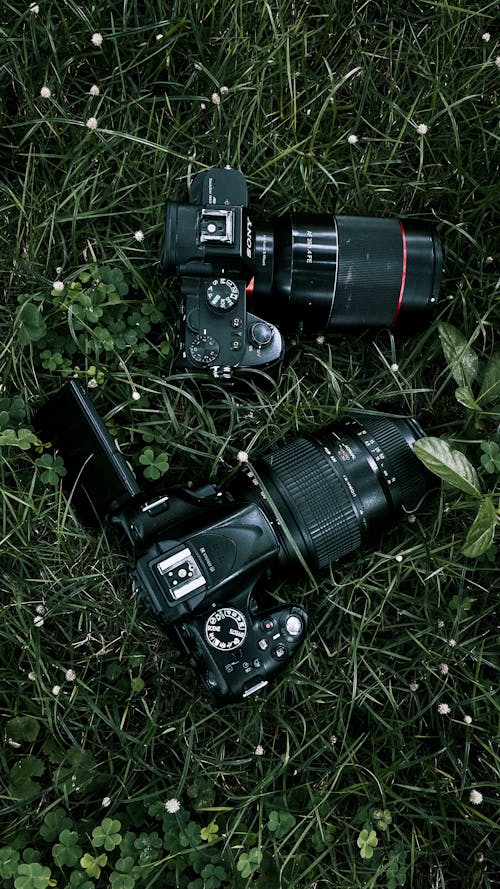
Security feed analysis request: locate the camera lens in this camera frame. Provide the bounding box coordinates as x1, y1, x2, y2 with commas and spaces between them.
253, 215, 442, 333
230, 414, 431, 570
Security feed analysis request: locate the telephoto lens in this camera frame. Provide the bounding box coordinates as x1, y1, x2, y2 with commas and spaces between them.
229, 413, 432, 571
252, 214, 442, 334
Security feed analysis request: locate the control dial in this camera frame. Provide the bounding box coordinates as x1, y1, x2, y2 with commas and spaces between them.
206, 278, 239, 312
189, 334, 220, 365
205, 607, 247, 651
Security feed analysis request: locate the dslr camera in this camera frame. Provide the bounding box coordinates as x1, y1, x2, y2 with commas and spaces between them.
37, 381, 433, 705
162, 167, 442, 380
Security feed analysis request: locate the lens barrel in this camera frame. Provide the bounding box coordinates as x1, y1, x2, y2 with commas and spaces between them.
253, 215, 442, 333
230, 414, 431, 570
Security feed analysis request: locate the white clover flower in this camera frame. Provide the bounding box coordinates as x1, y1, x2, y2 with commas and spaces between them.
200, 102, 206, 110
91, 33, 103, 47
469, 789, 483, 805
40, 86, 51, 98
36, 604, 46, 614
30, 3, 40, 12
131, 389, 141, 401
211, 92, 221, 105
464, 715, 473, 725
416, 123, 428, 135
347, 134, 358, 144
316, 334, 325, 345
52, 685, 61, 696
495, 56, 500, 68
165, 798, 181, 814
28, 671, 36, 681
409, 681, 419, 691
448, 638, 457, 647
102, 796, 112, 807
395, 554, 404, 563
87, 378, 98, 389
254, 744, 264, 756
407, 514, 416, 523
156, 33, 164, 41
437, 620, 445, 628
134, 230, 145, 242
482, 32, 491, 42
390, 362, 399, 372
86, 117, 98, 130
52, 280, 64, 292
438, 702, 451, 715
34, 615, 44, 627
220, 85, 229, 96
439, 663, 449, 675
65, 669, 76, 681
236, 450, 249, 463
89, 84, 100, 96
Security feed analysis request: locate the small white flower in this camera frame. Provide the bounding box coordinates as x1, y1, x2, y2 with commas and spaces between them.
220, 85, 229, 96
30, 3, 39, 12
390, 362, 399, 372
469, 789, 483, 805
156, 33, 164, 41
316, 334, 325, 345
87, 378, 98, 389
36, 604, 46, 614
211, 92, 221, 105
200, 102, 206, 110
91, 33, 103, 47
86, 117, 98, 130
236, 450, 249, 463
395, 554, 404, 563
347, 134, 358, 144
409, 682, 419, 691
439, 663, 449, 675
437, 620, 445, 628
131, 389, 141, 401
165, 798, 180, 814
34, 615, 44, 627
464, 715, 473, 725
254, 745, 264, 756
65, 669, 76, 681
329, 735, 338, 745
134, 230, 145, 242
40, 86, 51, 98
416, 123, 428, 135
102, 796, 112, 807
28, 671, 36, 681
495, 57, 500, 68
438, 702, 451, 715
52, 280, 64, 292
89, 84, 100, 96
407, 514, 416, 523
448, 638, 457, 647
52, 685, 61, 696
482, 32, 491, 42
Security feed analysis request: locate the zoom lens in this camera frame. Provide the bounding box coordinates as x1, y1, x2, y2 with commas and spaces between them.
230, 414, 431, 570
253, 215, 442, 333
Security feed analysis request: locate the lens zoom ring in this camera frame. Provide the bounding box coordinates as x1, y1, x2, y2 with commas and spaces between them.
261, 438, 362, 569
361, 416, 426, 510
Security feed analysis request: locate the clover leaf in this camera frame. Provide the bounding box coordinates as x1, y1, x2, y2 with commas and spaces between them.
357, 828, 379, 859
91, 818, 122, 851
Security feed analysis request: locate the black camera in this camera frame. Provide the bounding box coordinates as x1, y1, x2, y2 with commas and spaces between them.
162, 167, 442, 380
37, 381, 433, 704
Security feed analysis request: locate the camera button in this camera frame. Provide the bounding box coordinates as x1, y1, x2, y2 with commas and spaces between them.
272, 644, 288, 660
285, 615, 303, 638
252, 657, 262, 669
261, 618, 275, 633
258, 639, 269, 651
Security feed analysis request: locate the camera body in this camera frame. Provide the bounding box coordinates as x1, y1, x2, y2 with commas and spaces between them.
36, 381, 307, 704
163, 167, 442, 380
164, 167, 283, 380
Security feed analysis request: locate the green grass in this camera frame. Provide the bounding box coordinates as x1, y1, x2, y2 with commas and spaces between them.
1, 1, 499, 887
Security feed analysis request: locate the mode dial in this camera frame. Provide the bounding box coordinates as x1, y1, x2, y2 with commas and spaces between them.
206, 278, 239, 312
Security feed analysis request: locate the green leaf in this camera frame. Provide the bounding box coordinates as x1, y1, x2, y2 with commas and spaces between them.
413, 437, 482, 498
8, 756, 45, 799
236, 848, 263, 878
14, 862, 52, 889
80, 852, 107, 878
479, 352, 500, 405
5, 716, 40, 743
356, 828, 379, 860
0, 847, 21, 879
52, 830, 82, 868
40, 809, 73, 842
200, 820, 219, 843
91, 818, 122, 851
17, 302, 47, 345
463, 497, 498, 558
455, 386, 480, 411
438, 322, 478, 387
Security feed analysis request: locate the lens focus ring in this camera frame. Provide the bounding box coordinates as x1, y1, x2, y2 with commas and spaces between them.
260, 438, 362, 569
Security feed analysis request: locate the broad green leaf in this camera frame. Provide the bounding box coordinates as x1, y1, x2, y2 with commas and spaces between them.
17, 302, 47, 345
455, 386, 480, 411
5, 716, 40, 743
479, 352, 500, 405
438, 322, 478, 387
413, 437, 481, 498
463, 497, 498, 558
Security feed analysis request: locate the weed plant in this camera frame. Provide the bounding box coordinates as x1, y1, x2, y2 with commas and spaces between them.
0, 2, 499, 888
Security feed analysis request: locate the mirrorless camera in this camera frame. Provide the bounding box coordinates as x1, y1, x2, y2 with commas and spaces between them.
36, 381, 433, 704
162, 167, 442, 380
